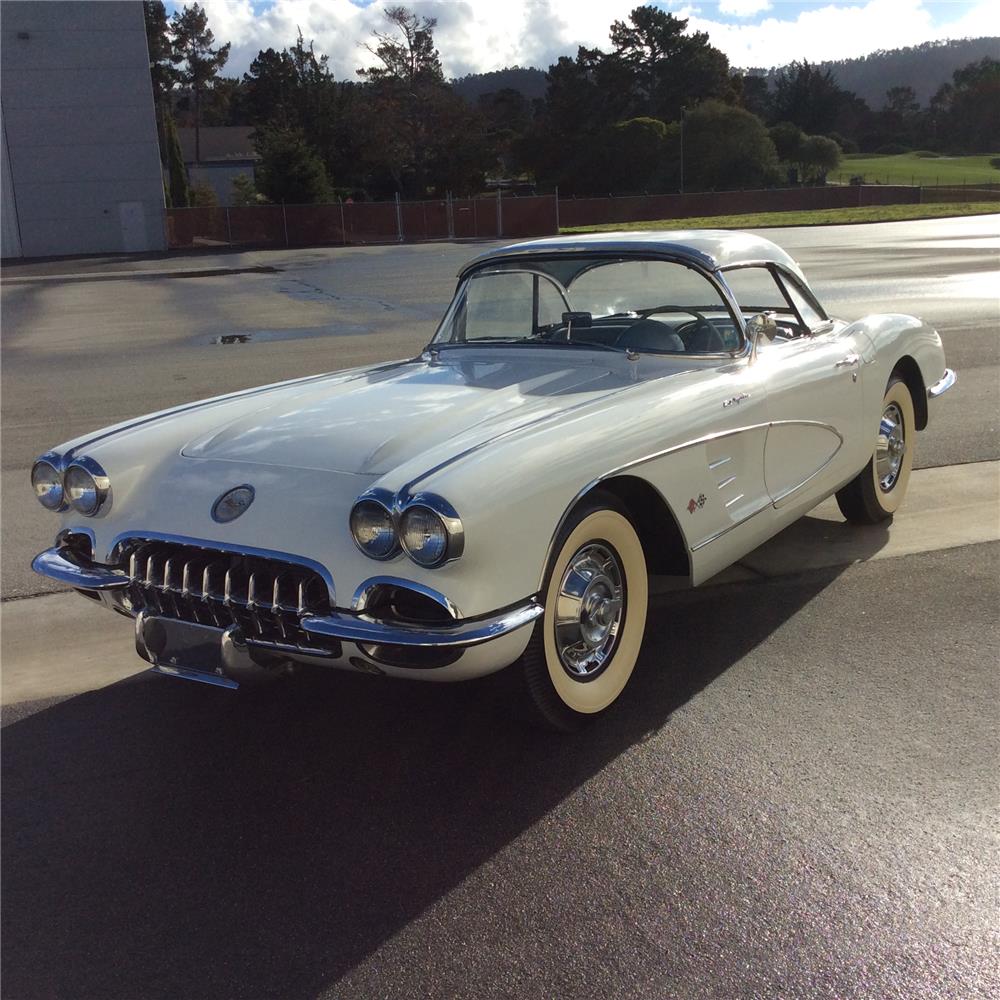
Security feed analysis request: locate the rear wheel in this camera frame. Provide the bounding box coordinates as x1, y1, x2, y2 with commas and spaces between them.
520, 493, 648, 732
836, 375, 915, 524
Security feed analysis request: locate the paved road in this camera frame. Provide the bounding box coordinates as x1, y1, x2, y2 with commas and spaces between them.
3, 543, 997, 999
2, 217, 998, 999
1, 215, 996, 597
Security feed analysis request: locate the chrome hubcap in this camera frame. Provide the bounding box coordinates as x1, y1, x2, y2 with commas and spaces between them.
554, 543, 625, 679
876, 402, 906, 492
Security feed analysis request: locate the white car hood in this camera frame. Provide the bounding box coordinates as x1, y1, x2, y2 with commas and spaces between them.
180, 353, 641, 475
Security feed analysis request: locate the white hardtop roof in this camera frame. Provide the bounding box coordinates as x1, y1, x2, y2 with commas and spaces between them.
461, 229, 805, 278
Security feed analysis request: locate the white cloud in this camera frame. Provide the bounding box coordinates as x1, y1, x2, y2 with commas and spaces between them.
687, 0, 1000, 69
717, 0, 772, 17
194, 0, 1000, 80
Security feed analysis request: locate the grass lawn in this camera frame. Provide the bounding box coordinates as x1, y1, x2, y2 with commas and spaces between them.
834, 152, 1000, 186
560, 201, 1000, 234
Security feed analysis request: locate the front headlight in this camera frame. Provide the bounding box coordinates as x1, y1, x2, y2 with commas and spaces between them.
31, 459, 64, 510
64, 459, 110, 516
350, 498, 398, 559
400, 506, 449, 567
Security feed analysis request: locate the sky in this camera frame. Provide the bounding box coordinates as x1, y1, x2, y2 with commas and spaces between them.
176, 0, 1000, 80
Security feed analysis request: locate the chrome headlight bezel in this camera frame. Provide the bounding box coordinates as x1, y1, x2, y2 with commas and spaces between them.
31, 455, 66, 511
399, 505, 450, 567
349, 491, 400, 561
349, 490, 464, 568
63, 456, 111, 516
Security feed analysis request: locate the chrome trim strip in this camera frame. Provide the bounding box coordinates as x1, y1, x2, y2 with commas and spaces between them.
927, 368, 957, 399
724, 493, 745, 508
302, 598, 542, 649
717, 475, 737, 489
352, 576, 462, 619
708, 455, 731, 470
769, 428, 845, 510
689, 499, 773, 552
60, 361, 410, 463
536, 419, 840, 589
402, 378, 659, 494
31, 546, 130, 590
107, 530, 336, 603
150, 662, 240, 689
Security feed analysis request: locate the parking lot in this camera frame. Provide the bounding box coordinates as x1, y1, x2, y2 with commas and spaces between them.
2, 216, 998, 998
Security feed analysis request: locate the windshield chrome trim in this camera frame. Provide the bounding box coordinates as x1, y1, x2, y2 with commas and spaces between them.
440, 251, 749, 359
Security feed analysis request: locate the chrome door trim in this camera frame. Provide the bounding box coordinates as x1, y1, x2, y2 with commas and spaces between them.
536, 419, 842, 589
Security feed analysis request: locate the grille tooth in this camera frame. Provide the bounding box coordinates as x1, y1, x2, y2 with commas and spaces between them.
123, 540, 329, 646
164, 556, 182, 592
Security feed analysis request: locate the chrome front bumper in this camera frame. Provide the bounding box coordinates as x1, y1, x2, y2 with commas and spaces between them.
927, 368, 957, 399
31, 544, 542, 652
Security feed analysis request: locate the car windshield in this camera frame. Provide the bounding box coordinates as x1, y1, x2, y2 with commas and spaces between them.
432, 257, 742, 355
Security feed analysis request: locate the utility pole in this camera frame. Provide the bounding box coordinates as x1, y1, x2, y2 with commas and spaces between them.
679, 106, 688, 195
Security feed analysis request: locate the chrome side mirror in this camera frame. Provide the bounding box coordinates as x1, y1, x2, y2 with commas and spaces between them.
747, 312, 778, 361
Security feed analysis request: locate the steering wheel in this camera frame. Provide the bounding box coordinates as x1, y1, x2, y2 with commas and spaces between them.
638, 305, 718, 350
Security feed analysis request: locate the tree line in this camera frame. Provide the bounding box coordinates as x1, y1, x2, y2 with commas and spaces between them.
145, 2, 1000, 206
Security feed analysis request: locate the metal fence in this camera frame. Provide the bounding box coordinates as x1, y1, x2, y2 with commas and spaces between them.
165, 183, 1000, 250
165, 193, 559, 250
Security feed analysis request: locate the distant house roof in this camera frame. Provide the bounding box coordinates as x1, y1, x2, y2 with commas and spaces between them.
177, 127, 259, 164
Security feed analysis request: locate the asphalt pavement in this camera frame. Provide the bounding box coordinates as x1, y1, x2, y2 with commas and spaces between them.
3, 543, 997, 999
2, 215, 998, 999
1, 214, 996, 598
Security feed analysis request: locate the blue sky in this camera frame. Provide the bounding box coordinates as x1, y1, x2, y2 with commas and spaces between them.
176, 1, 999, 79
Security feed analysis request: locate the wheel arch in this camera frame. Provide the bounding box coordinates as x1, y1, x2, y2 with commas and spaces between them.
891, 355, 928, 431
550, 474, 691, 585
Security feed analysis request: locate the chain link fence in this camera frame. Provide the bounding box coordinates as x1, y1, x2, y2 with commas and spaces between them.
166, 193, 558, 250
165, 183, 999, 250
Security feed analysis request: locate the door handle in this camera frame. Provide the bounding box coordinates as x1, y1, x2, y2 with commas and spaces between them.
835, 353, 860, 368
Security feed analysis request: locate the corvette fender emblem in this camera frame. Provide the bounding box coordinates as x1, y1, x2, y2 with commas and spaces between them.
687, 494, 707, 514
212, 485, 255, 523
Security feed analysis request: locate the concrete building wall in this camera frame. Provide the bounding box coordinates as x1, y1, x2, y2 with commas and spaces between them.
0, 1, 165, 257
188, 162, 256, 207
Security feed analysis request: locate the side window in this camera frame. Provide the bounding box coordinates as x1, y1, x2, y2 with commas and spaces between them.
722, 266, 787, 313
458, 270, 568, 341
778, 275, 827, 330
465, 271, 533, 339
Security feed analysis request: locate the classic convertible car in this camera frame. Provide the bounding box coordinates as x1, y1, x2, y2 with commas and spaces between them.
31, 231, 955, 729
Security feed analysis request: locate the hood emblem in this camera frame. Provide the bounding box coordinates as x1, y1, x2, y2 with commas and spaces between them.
212, 485, 255, 523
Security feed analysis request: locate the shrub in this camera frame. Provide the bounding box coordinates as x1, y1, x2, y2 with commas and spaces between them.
914, 150, 942, 158
190, 182, 219, 207
875, 143, 911, 155
990, 157, 1000, 170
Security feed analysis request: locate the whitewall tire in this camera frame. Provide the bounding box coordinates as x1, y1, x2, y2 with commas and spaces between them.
836, 375, 915, 524
520, 493, 648, 731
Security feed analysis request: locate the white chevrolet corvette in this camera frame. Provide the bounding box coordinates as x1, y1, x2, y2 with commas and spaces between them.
31, 231, 955, 729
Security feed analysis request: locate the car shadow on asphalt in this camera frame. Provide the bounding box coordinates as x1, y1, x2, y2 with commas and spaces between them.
1, 539, 887, 999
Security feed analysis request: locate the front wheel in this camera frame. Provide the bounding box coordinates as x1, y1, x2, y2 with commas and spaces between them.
836, 375, 915, 524
520, 493, 648, 732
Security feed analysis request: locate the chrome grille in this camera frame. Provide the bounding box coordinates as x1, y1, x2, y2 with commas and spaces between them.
122, 540, 331, 646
